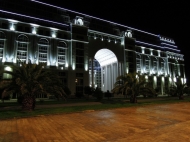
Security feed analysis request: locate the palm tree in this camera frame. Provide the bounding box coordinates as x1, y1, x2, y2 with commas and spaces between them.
169, 80, 189, 100
0, 62, 68, 110
112, 72, 155, 103
111, 73, 130, 98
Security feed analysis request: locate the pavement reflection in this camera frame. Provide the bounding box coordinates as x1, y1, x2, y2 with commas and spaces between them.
1, 102, 190, 142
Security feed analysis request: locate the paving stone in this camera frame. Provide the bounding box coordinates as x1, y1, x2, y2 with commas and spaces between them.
0, 102, 190, 142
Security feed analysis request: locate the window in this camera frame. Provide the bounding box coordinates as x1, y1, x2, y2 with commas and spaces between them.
58, 33, 62, 38
153, 50, 157, 56
38, 39, 49, 64
75, 42, 84, 69
76, 35, 84, 40
76, 73, 83, 77
160, 52, 165, 57
2, 23, 8, 29
145, 49, 150, 54
136, 54, 141, 73
136, 47, 141, 53
39, 30, 44, 35
160, 59, 165, 75
25, 27, 30, 33
145, 56, 150, 74
76, 57, 84, 63
0, 32, 5, 61
17, 26, 23, 32
45, 31, 50, 36
57, 41, 67, 67
17, 35, 29, 62
76, 42, 84, 49
152, 57, 157, 74
59, 72, 66, 77
174, 62, 178, 76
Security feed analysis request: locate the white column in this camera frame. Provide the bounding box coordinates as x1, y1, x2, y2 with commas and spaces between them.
110, 64, 114, 91
114, 63, 117, 85
101, 67, 104, 91
108, 65, 111, 91
118, 62, 121, 76
161, 76, 164, 95
91, 58, 94, 88
121, 62, 124, 75
105, 65, 108, 91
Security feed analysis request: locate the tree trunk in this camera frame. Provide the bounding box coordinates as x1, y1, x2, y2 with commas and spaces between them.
179, 94, 184, 100
22, 96, 36, 111
130, 95, 137, 103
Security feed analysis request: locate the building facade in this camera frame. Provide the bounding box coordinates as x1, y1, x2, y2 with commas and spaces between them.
0, 0, 186, 97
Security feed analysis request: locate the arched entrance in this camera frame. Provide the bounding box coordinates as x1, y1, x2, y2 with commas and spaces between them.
89, 49, 118, 92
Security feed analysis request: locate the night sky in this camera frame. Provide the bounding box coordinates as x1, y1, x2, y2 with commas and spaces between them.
41, 0, 190, 83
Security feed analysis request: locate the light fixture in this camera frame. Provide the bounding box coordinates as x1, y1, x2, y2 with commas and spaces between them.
52, 33, 56, 38
10, 23, 15, 31
4, 66, 12, 71
30, 23, 39, 27
50, 27, 58, 31
8, 19, 18, 23
32, 27, 37, 34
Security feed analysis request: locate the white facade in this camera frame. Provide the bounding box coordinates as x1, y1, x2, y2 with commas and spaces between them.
0, 0, 186, 96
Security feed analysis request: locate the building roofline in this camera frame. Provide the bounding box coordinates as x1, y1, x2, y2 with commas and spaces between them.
31, 0, 159, 37
0, 9, 69, 27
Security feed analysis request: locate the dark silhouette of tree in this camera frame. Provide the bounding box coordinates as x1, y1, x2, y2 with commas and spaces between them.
0, 62, 68, 111
93, 87, 103, 101
105, 90, 112, 100
84, 86, 94, 99
112, 72, 155, 103
170, 80, 190, 100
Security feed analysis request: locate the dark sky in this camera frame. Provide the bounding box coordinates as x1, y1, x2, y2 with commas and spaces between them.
40, 0, 190, 81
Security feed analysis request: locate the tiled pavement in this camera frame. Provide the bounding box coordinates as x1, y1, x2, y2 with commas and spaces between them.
1, 102, 190, 142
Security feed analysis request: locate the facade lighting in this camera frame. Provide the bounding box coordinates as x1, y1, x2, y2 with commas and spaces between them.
0, 10, 69, 27
161, 42, 177, 48
52, 33, 56, 38
10, 23, 15, 31
32, 27, 37, 34
8, 19, 18, 23
5, 66, 12, 71
31, 0, 158, 37
30, 23, 39, 27
136, 41, 162, 48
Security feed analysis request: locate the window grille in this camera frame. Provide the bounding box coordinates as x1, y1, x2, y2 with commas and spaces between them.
17, 35, 28, 62
57, 41, 67, 66
38, 39, 49, 64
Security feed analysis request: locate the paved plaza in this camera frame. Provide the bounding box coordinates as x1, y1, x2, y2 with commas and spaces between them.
1, 102, 190, 142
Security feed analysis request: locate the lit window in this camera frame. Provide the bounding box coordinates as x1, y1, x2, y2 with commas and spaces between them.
152, 57, 158, 74
145, 56, 150, 74
0, 32, 5, 62
38, 38, 49, 64
17, 35, 29, 63
57, 41, 67, 67
136, 54, 141, 73
160, 59, 165, 75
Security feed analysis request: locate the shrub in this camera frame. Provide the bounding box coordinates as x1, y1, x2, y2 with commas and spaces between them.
93, 87, 103, 101
75, 92, 83, 99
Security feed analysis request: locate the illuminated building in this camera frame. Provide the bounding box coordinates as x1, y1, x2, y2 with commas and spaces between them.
0, 0, 185, 97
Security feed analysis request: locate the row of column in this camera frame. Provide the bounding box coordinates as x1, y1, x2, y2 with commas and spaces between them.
89, 58, 124, 92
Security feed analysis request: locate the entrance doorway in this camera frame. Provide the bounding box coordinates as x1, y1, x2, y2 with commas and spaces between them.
89, 49, 118, 92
